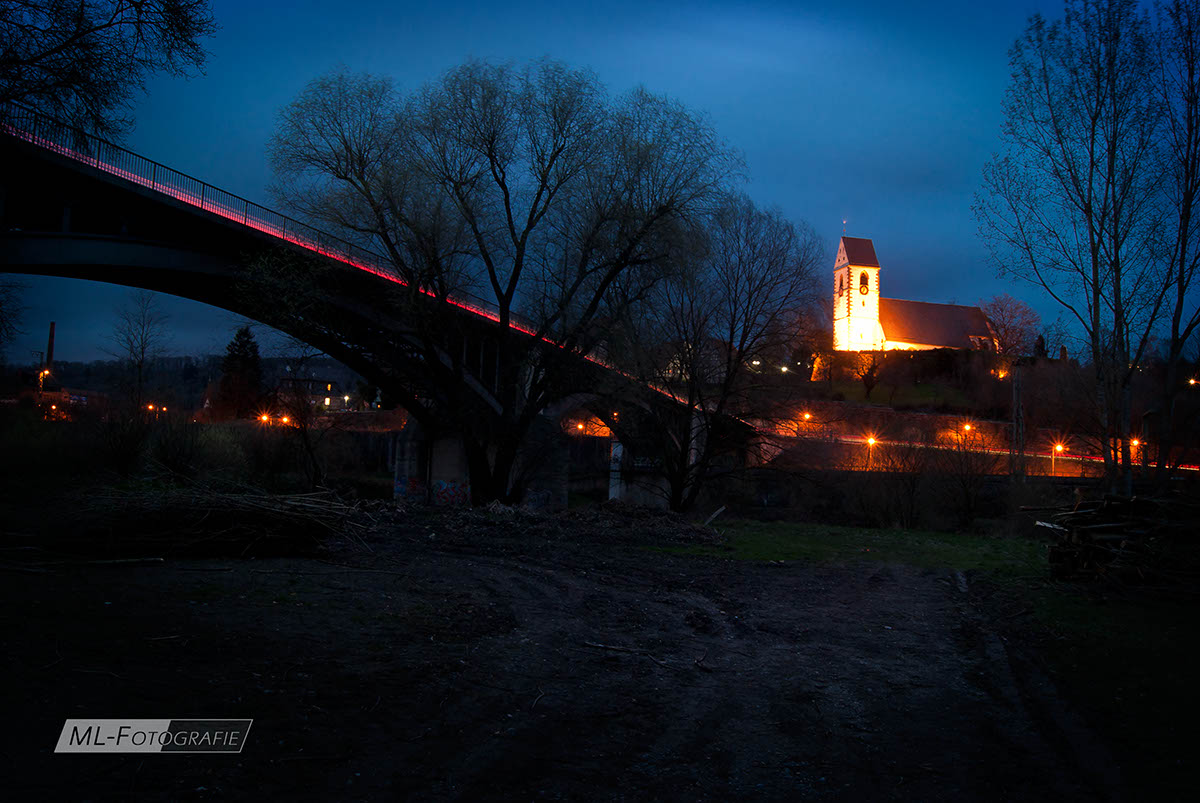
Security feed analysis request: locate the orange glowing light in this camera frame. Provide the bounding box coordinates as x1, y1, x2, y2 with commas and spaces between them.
260, 414, 269, 422
803, 412, 812, 421
576, 423, 585, 430
1131, 439, 1140, 447
1054, 443, 1064, 453
1191, 378, 1197, 385
50, 404, 56, 410
281, 416, 290, 424
867, 437, 876, 446
147, 404, 154, 410
963, 424, 972, 432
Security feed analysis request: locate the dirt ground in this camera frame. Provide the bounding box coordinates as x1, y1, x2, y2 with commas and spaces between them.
1, 505, 1117, 801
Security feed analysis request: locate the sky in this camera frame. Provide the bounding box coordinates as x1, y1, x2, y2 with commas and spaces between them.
8, 0, 1064, 362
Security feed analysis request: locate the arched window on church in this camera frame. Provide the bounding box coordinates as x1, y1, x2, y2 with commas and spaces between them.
837, 276, 843, 296
859, 272, 869, 291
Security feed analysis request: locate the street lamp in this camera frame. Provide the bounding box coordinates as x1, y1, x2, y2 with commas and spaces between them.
1052, 443, 1064, 477
867, 436, 876, 469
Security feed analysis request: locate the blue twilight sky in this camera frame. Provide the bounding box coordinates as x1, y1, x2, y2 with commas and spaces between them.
9, 0, 1063, 362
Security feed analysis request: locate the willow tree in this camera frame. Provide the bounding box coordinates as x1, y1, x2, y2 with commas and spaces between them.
976, 0, 1168, 493
267, 61, 738, 503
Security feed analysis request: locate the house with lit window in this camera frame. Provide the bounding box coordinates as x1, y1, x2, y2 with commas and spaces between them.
831, 236, 998, 352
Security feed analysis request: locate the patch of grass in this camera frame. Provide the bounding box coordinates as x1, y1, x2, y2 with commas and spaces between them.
827, 380, 973, 409
665, 519, 1045, 576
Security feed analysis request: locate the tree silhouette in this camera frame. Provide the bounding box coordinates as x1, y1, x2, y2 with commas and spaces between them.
106, 289, 168, 407
217, 326, 263, 419
976, 0, 1165, 493
980, 293, 1040, 356
0, 1, 216, 136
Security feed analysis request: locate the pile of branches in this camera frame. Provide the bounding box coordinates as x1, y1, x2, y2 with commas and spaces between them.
64, 485, 367, 558
1034, 494, 1200, 587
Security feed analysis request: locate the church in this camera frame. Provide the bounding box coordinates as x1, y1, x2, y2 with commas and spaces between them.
831, 236, 998, 352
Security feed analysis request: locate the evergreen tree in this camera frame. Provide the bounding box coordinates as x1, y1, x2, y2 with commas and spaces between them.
217, 327, 263, 419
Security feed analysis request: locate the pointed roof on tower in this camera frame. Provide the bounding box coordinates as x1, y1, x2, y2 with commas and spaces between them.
836, 236, 880, 268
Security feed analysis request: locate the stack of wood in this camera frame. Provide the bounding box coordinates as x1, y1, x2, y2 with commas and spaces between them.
1032, 494, 1200, 585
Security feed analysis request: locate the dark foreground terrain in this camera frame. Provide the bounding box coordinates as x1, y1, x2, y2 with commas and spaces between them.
0, 504, 1149, 801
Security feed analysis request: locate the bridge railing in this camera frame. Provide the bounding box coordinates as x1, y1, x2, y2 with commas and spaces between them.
0, 102, 531, 331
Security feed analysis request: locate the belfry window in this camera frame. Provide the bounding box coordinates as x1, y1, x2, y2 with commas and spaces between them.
859, 272, 869, 291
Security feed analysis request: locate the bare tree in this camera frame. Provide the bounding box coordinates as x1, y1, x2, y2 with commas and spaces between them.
853, 351, 882, 401
935, 425, 1002, 528
107, 289, 169, 407
871, 421, 939, 528
266, 61, 739, 504
0, 0, 216, 136
976, 0, 1168, 494
618, 194, 821, 511
1151, 0, 1200, 486
980, 293, 1041, 356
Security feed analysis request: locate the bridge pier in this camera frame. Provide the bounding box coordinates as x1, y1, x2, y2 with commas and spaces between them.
392, 423, 471, 506
518, 415, 570, 510
392, 415, 572, 509
608, 440, 626, 501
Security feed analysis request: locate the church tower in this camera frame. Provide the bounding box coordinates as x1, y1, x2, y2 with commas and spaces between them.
832, 236, 884, 351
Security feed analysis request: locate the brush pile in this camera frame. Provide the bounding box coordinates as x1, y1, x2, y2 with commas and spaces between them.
61, 485, 367, 557
1034, 494, 1200, 586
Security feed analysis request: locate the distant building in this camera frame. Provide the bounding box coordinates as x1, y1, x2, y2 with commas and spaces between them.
831, 236, 998, 352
